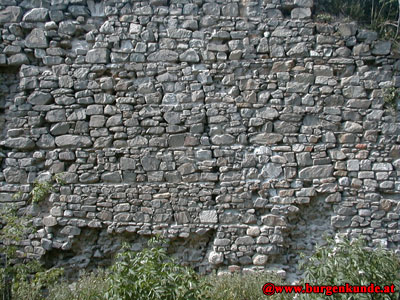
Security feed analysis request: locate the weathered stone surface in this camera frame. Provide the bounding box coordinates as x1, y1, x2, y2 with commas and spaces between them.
28, 91, 52, 105
249, 133, 283, 145
4, 167, 27, 183
179, 49, 200, 62
262, 163, 283, 178
148, 50, 178, 62
8, 53, 29, 65
37, 134, 55, 149
141, 156, 160, 171
3, 137, 35, 150
262, 214, 286, 226
101, 171, 122, 183
256, 107, 279, 119
0, 0, 399, 277
46, 109, 66, 123
23, 8, 48, 22
25, 28, 48, 48
55, 135, 92, 148
208, 251, 224, 264
372, 41, 391, 55
253, 254, 268, 265
120, 158, 136, 170
199, 210, 218, 223
299, 165, 334, 179
43, 216, 57, 227
210, 134, 235, 145
0, 6, 22, 23
331, 216, 351, 228
86, 48, 109, 63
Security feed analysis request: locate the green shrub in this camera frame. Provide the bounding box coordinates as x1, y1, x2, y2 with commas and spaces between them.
106, 236, 209, 300
47, 269, 109, 300
0, 205, 63, 300
384, 86, 399, 111
299, 236, 400, 299
203, 271, 289, 300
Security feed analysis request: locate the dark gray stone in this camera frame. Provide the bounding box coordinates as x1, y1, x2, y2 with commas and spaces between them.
210, 134, 235, 145
28, 91, 52, 105
141, 156, 160, 171
7, 53, 29, 65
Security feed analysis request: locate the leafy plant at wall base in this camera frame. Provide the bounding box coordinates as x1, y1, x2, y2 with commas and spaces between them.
299, 237, 400, 299
315, 13, 334, 23
47, 269, 109, 300
203, 272, 289, 300
383, 87, 399, 111
106, 236, 210, 300
0, 205, 63, 300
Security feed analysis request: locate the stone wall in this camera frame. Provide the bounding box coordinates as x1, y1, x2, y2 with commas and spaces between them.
1, 0, 400, 278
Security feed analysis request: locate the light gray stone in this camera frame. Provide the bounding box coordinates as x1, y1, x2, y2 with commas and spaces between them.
46, 109, 66, 122
199, 210, 218, 223
25, 28, 48, 48
43, 216, 57, 227
101, 171, 122, 183
287, 42, 309, 57
120, 157, 136, 170
372, 163, 393, 171
342, 86, 366, 98
86, 48, 109, 64
261, 214, 286, 226
299, 165, 334, 179
344, 121, 363, 133
148, 50, 178, 62
0, 6, 22, 23
249, 133, 283, 145
262, 163, 282, 178
256, 107, 279, 119
178, 163, 196, 175
4, 167, 27, 183
55, 135, 92, 148
210, 134, 235, 145
253, 254, 268, 266
208, 251, 224, 264
3, 137, 35, 150
37, 134, 55, 149
23, 8, 48, 22
179, 49, 200, 62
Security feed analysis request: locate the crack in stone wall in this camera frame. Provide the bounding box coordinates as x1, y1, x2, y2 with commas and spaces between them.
0, 0, 400, 278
